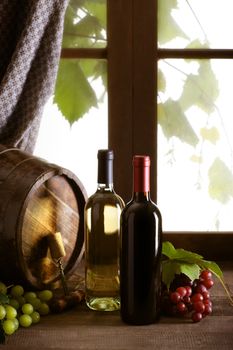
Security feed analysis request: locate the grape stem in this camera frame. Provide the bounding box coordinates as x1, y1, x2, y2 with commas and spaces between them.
6, 285, 13, 289
209, 269, 233, 307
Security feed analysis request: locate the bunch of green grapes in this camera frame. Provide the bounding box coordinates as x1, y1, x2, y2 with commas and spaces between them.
0, 281, 53, 341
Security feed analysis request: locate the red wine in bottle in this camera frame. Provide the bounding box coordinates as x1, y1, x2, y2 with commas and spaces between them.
120, 155, 162, 324
85, 150, 124, 311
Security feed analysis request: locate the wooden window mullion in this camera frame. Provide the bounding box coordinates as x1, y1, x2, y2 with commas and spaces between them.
107, 0, 134, 201
107, 0, 157, 202
133, 0, 157, 201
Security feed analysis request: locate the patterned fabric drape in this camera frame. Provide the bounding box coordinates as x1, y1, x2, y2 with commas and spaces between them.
0, 0, 69, 152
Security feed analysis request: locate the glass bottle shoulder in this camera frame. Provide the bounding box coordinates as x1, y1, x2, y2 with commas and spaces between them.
122, 197, 161, 218
85, 188, 124, 209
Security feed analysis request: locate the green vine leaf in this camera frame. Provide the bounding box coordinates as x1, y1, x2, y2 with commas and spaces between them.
208, 157, 233, 204
163, 241, 206, 264
162, 240, 177, 259
75, 14, 103, 35
69, 0, 85, 8
200, 127, 219, 145
62, 0, 105, 48
93, 60, 107, 91
162, 241, 203, 288
85, 1, 107, 29
158, 99, 199, 146
199, 260, 223, 279
190, 154, 202, 164
162, 260, 180, 289
54, 60, 98, 124
179, 263, 200, 282
172, 248, 203, 261
162, 241, 216, 287
179, 61, 219, 114
158, 0, 188, 44
158, 69, 166, 93
185, 39, 209, 50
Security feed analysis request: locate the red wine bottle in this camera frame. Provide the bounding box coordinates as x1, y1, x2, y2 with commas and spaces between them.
120, 155, 162, 324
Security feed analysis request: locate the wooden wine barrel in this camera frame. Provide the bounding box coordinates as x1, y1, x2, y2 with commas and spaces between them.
0, 144, 87, 289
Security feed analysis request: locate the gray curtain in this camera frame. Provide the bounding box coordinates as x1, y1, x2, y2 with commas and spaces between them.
0, 0, 69, 153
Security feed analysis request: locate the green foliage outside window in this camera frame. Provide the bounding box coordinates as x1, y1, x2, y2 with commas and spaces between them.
54, 0, 233, 217
54, 0, 107, 123
158, 0, 233, 214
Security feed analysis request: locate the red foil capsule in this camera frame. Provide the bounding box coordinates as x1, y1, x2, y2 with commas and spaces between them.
133, 155, 150, 193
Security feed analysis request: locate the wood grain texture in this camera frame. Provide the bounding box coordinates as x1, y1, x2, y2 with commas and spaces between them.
3, 262, 233, 350
107, 0, 133, 202
158, 48, 233, 59
0, 146, 87, 289
164, 232, 233, 260
107, 0, 157, 202
61, 48, 107, 59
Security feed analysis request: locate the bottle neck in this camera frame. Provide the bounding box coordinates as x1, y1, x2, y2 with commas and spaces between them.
133, 155, 151, 201
97, 183, 114, 191
97, 153, 114, 189
133, 191, 150, 201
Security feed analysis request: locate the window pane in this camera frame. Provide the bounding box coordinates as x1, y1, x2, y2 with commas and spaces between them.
158, 0, 233, 49
157, 59, 233, 231
62, 0, 106, 48
34, 59, 108, 196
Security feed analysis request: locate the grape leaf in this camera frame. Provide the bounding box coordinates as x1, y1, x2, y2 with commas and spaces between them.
69, 0, 85, 9
200, 260, 223, 279
79, 60, 97, 79
62, 0, 105, 48
62, 3, 80, 48
179, 61, 219, 114
190, 154, 202, 164
161, 241, 223, 291
158, 0, 188, 44
162, 241, 177, 259
158, 69, 166, 93
208, 157, 233, 204
200, 127, 219, 145
173, 248, 203, 261
73, 15, 103, 37
63, 15, 104, 48
85, 1, 106, 29
162, 260, 180, 289
54, 60, 98, 124
199, 61, 219, 91
185, 39, 209, 50
93, 60, 107, 90
184, 40, 210, 62
158, 99, 199, 147
179, 263, 200, 281
163, 241, 204, 264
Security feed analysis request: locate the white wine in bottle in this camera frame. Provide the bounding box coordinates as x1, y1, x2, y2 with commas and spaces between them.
84, 150, 124, 311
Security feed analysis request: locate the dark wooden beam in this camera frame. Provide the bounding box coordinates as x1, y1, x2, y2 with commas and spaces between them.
164, 232, 233, 260
61, 48, 107, 59
158, 48, 233, 59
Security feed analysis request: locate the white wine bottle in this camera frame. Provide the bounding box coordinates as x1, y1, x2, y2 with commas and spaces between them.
84, 150, 124, 311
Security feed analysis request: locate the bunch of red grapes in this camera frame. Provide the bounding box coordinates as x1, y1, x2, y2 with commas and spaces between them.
162, 270, 214, 322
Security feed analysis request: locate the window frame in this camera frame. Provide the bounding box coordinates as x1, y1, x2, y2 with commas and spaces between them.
61, 0, 233, 260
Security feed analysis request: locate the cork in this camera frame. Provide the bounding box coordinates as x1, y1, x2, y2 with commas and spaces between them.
48, 232, 66, 260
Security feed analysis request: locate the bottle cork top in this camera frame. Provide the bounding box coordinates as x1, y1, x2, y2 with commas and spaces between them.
133, 155, 150, 167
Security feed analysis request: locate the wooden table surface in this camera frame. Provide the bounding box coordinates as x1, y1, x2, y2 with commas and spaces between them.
2, 262, 233, 350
